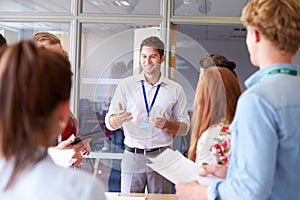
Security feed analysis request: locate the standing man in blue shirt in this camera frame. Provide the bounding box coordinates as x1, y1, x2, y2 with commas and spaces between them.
176, 0, 300, 199
105, 36, 190, 194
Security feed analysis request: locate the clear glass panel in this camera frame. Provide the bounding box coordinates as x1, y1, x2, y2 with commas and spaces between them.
0, 0, 71, 13
171, 24, 254, 160
175, 24, 255, 94
82, 0, 161, 14
79, 23, 160, 148
174, 0, 249, 16
79, 23, 160, 190
0, 22, 70, 47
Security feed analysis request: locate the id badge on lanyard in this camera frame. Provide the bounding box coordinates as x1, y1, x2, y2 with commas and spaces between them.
139, 80, 161, 132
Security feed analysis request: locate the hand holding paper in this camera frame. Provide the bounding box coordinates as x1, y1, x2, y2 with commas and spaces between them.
147, 148, 223, 185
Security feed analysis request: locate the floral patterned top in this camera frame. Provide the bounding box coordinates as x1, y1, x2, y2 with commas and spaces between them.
195, 121, 231, 166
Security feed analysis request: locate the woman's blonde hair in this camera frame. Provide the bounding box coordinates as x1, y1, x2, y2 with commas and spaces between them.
33, 32, 69, 60
33, 32, 61, 45
188, 67, 241, 161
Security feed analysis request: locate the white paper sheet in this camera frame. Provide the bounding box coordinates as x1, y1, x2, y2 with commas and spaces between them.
105, 192, 146, 200
47, 148, 75, 168
147, 148, 223, 185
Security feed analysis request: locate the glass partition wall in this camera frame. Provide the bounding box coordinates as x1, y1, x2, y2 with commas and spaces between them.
0, 0, 253, 192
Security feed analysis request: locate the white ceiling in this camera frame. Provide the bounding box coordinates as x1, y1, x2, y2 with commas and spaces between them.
0, 0, 250, 15
0, 0, 70, 13
0, 0, 248, 40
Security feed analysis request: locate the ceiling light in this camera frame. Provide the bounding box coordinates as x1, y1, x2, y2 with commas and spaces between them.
90, 0, 101, 6
114, 1, 122, 6
120, 1, 130, 6
183, 0, 190, 5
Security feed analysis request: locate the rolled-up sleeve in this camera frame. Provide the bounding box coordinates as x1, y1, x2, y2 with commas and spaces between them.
173, 85, 190, 135
104, 80, 126, 131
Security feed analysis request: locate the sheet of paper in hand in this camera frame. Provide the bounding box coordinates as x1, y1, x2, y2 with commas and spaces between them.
147, 148, 223, 185
47, 148, 75, 168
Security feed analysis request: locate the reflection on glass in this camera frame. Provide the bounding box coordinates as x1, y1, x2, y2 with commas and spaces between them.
175, 23, 255, 92
0, 22, 70, 47
79, 23, 159, 154
174, 0, 248, 17
82, 0, 161, 14
0, 0, 71, 13
173, 28, 207, 110
177, 24, 246, 41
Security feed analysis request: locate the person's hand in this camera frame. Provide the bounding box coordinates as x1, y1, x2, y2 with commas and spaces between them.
109, 103, 132, 129
68, 137, 91, 167
55, 134, 76, 150
176, 181, 208, 200
152, 111, 167, 129
55, 134, 87, 152
80, 138, 91, 155
200, 164, 228, 179
71, 138, 91, 167
71, 151, 84, 168
54, 135, 91, 166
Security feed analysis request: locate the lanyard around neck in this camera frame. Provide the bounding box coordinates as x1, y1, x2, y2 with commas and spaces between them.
259, 68, 297, 83
141, 80, 161, 117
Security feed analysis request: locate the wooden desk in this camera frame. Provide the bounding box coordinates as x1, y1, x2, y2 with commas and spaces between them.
105, 192, 177, 200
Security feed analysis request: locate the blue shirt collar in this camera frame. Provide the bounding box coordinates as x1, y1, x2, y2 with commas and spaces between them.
245, 63, 298, 88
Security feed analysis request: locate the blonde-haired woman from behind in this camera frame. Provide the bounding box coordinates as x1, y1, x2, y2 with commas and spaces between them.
189, 67, 242, 166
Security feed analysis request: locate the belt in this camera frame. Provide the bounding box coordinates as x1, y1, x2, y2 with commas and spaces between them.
125, 145, 168, 155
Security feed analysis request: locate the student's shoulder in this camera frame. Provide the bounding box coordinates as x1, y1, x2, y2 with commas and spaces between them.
37, 158, 105, 198
35, 156, 100, 184
1, 157, 105, 200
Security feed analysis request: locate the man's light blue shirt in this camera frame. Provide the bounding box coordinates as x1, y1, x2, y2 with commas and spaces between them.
208, 63, 300, 200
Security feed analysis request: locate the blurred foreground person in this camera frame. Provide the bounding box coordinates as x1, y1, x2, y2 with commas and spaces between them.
0, 40, 105, 200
